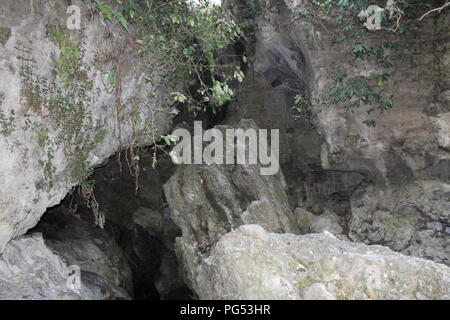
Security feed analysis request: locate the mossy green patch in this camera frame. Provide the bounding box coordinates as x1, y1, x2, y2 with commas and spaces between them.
94, 129, 107, 145
0, 26, 11, 45
0, 92, 15, 136
48, 25, 81, 85
296, 276, 312, 290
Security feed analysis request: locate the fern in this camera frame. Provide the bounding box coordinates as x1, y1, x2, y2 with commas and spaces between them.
94, 0, 129, 31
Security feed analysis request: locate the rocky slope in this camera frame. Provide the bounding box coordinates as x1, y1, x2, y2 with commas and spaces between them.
0, 0, 173, 253
178, 224, 449, 300
222, 0, 449, 264
0, 0, 449, 300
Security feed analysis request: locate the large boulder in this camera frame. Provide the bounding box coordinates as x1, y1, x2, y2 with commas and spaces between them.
222, 0, 450, 265
164, 121, 299, 247
0, 0, 173, 252
177, 224, 450, 300
0, 233, 128, 299
349, 181, 450, 265
309, 209, 343, 235
33, 209, 133, 297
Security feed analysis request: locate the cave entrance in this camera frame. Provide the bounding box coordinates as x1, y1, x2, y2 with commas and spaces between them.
31, 148, 194, 300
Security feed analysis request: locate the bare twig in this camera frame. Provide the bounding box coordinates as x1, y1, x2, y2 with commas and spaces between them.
419, 1, 450, 21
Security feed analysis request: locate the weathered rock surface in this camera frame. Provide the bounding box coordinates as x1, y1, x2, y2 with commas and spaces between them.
0, 234, 70, 300
0, 0, 173, 252
34, 209, 133, 296
350, 181, 450, 265
164, 121, 299, 247
225, 0, 450, 184
222, 0, 450, 265
177, 224, 450, 300
0, 233, 128, 299
309, 210, 343, 235
431, 112, 450, 151
294, 207, 316, 234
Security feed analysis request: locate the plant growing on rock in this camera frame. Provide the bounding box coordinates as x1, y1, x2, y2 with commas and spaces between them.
0, 92, 15, 136
292, 94, 315, 121
294, 0, 445, 126
15, 35, 104, 226
48, 25, 83, 85
95, 0, 244, 114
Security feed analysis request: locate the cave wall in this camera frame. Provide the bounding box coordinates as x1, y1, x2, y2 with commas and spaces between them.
225, 0, 449, 184
223, 0, 449, 262
0, 0, 174, 252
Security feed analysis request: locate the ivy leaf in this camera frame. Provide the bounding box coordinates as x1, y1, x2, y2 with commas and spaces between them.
363, 119, 376, 127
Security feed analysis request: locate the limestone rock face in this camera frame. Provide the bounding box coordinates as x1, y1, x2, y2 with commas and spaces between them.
0, 233, 129, 299
34, 210, 133, 297
309, 210, 343, 235
224, 0, 450, 184
222, 0, 450, 265
0, 234, 70, 300
349, 181, 450, 265
431, 113, 450, 151
0, 0, 173, 252
294, 207, 316, 234
178, 224, 450, 300
164, 121, 299, 246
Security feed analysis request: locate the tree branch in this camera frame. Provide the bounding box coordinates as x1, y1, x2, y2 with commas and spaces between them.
419, 1, 450, 21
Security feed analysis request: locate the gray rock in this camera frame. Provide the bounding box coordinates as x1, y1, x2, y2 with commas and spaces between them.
303, 283, 337, 300
0, 233, 127, 300
34, 211, 133, 297
350, 181, 450, 265
309, 210, 343, 235
178, 224, 450, 300
426, 221, 443, 232
310, 204, 323, 215
164, 120, 299, 246
55, 292, 82, 300
133, 207, 163, 236
430, 113, 450, 150
0, 234, 69, 300
0, 0, 173, 253
294, 207, 316, 234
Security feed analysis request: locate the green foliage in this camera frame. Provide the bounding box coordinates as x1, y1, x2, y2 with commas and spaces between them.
0, 92, 15, 136
362, 119, 376, 127
49, 25, 82, 85
43, 147, 56, 189
94, 129, 107, 145
310, 0, 437, 127
79, 176, 103, 228
94, 0, 129, 31
330, 72, 393, 117
38, 127, 49, 148
344, 133, 361, 143
162, 134, 179, 146
239, 0, 266, 34
292, 94, 315, 121
96, 0, 243, 113
15, 40, 99, 189
296, 276, 312, 289
105, 70, 118, 89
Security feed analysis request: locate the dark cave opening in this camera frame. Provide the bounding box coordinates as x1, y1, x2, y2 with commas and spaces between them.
29, 150, 195, 300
